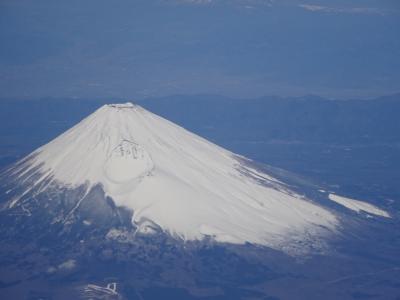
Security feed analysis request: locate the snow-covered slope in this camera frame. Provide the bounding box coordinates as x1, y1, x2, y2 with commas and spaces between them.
5, 103, 339, 249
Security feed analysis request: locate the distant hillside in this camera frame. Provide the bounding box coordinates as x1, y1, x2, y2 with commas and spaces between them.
140, 93, 400, 145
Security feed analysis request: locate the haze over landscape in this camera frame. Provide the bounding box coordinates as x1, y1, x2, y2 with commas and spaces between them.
1, 0, 399, 99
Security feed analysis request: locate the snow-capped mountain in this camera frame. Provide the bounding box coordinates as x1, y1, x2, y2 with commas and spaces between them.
0, 103, 390, 253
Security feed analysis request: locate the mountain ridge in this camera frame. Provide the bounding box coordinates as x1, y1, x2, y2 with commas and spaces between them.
1, 102, 341, 253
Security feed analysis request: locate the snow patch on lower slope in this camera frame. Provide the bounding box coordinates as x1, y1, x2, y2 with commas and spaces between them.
329, 194, 390, 218
5, 103, 340, 251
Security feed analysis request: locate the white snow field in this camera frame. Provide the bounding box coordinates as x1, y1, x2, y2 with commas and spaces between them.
9, 103, 339, 249
329, 194, 390, 218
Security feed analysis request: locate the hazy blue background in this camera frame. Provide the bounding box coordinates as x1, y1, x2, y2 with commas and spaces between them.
0, 0, 399, 100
